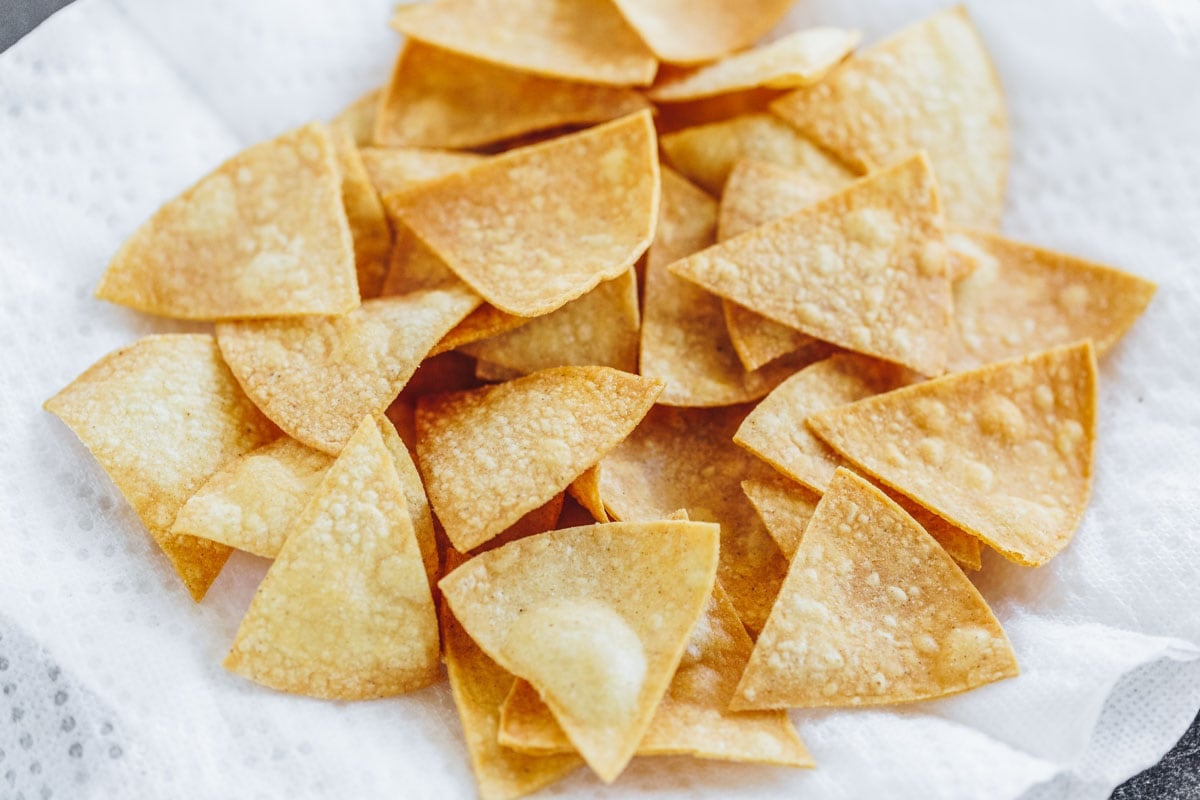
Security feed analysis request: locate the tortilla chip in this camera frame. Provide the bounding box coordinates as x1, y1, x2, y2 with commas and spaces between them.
659, 113, 856, 195
945, 233, 980, 282
376, 41, 648, 149
361, 146, 484, 197
217, 288, 481, 454
807, 342, 1097, 566
771, 7, 1008, 228
669, 153, 953, 376
567, 466, 609, 523
948, 229, 1156, 371
225, 417, 439, 698
598, 405, 789, 635
332, 87, 382, 147
416, 367, 663, 551
471, 494, 566, 556
653, 87, 788, 137
610, 0, 797, 65
879, 485, 983, 572
391, 0, 657, 86
45, 335, 277, 600
96, 123, 357, 320
388, 111, 660, 317
733, 468, 1017, 709
649, 28, 860, 102
741, 475, 820, 561
331, 126, 392, 299
474, 360, 526, 383
439, 520, 719, 782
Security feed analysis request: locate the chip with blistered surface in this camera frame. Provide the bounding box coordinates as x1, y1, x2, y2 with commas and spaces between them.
331, 125, 392, 299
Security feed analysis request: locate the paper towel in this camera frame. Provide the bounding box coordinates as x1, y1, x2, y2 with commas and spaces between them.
0, 1, 1198, 798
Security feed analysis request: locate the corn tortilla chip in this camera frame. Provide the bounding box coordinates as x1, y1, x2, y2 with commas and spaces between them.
439, 521, 719, 782
741, 476, 820, 561
96, 123, 358, 320
566, 466, 608, 523
416, 367, 663, 551
610, 0, 797, 65
771, 7, 1008, 228
807, 342, 1097, 566
388, 111, 660, 317
471, 494, 566, 556
332, 87, 382, 147
474, 360, 526, 383
669, 153, 953, 376
331, 125, 392, 299
217, 288, 481, 454
45, 335, 277, 600
361, 146, 484, 197
653, 87, 787, 136
879, 484, 983, 572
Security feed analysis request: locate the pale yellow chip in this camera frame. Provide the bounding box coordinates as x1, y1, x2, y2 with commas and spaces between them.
670, 153, 953, 376
96, 123, 358, 320
741, 475, 820, 561
733, 468, 1017, 709
610, 0, 797, 65
598, 405, 789, 635
225, 416, 439, 699
807, 342, 1097, 566
877, 483, 983, 572
375, 41, 648, 149
391, 0, 657, 86
388, 111, 660, 317
45, 335, 278, 601
649, 28, 860, 102
361, 146, 485, 197
331, 126, 392, 299
771, 7, 1008, 228
439, 521, 719, 782
332, 87, 382, 147
948, 228, 1156, 371
217, 289, 481, 455
566, 465, 609, 523
416, 367, 663, 551
659, 112, 856, 195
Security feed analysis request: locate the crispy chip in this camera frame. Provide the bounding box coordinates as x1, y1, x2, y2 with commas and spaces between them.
361, 146, 484, 197
771, 7, 1008, 228
331, 87, 382, 147
471, 494, 566, 556
439, 521, 719, 782
391, 0, 657, 86
45, 335, 277, 600
96, 123, 358, 320
878, 484, 983, 572
659, 113, 856, 195
653, 87, 788, 137
670, 153, 953, 376
416, 367, 663, 551
331, 126, 392, 298
807, 342, 1097, 566
733, 468, 1017, 709
741, 475, 820, 561
388, 112, 660, 316
598, 405, 789, 634
566, 466, 609, 523
610, 0, 797, 65
217, 289, 481, 454
225, 417, 439, 698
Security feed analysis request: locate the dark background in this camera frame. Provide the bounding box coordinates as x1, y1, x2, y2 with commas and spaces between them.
1, 1, 1197, 797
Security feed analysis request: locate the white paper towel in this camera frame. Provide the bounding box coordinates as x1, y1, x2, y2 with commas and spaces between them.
0, 1, 1198, 798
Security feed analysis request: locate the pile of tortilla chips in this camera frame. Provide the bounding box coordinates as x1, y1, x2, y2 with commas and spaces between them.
46, 1, 1157, 798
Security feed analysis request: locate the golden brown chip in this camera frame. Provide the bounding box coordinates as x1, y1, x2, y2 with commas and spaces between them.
416, 367, 663, 551
771, 7, 1008, 228
388, 111, 659, 317
434, 308, 530, 357
225, 417, 439, 698
44, 335, 278, 600
733, 468, 1016, 709
878, 484, 983, 572
217, 289, 481, 454
653, 87, 787, 136
741, 475, 820, 561
376, 41, 648, 149
807, 342, 1097, 566
331, 87, 383, 147
669, 153, 953, 376
566, 466, 609, 523
96, 123, 358, 320
331, 125, 392, 299
361, 146, 485, 197
610, 0, 797, 65
474, 360, 526, 383
439, 521, 719, 782
391, 0, 657, 86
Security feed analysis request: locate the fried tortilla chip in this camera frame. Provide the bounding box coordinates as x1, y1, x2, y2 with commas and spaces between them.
654, 87, 788, 137
733, 468, 1017, 709
217, 288, 481, 454
878, 484, 983, 572
225, 417, 439, 699
669, 153, 953, 376
474, 360, 526, 383
771, 7, 1008, 228
96, 123, 358, 320
361, 146, 484, 197
610, 0, 797, 65
439, 521, 719, 782
391, 0, 657, 86
416, 367, 663, 551
566, 466, 608, 523
741, 475, 820, 561
332, 87, 382, 147
807, 342, 1097, 566
471, 494, 566, 556
331, 126, 391, 299
45, 335, 277, 600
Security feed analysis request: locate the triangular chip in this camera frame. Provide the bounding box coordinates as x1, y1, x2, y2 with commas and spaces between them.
388, 111, 660, 317
567, 466, 609, 523
439, 521, 719, 782
391, 0, 657, 86
733, 468, 1017, 709
670, 153, 953, 376
225, 417, 439, 698
217, 288, 481, 454
331, 126, 392, 298
948, 229, 1156, 371
376, 41, 648, 149
807, 342, 1097, 566
741, 475, 820, 561
45, 335, 278, 600
416, 367, 663, 551
879, 484, 983, 572
96, 123, 358, 320
361, 146, 484, 197
610, 0, 797, 65
649, 28, 860, 102
653, 86, 787, 136
771, 7, 1008, 228
331, 87, 381, 147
